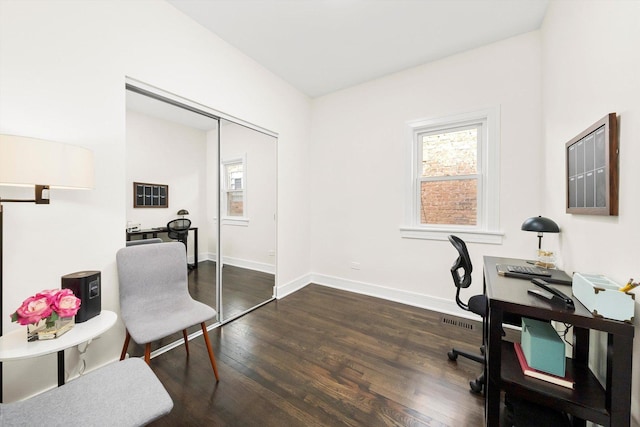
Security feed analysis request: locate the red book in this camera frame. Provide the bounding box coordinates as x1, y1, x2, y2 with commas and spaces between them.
513, 342, 574, 389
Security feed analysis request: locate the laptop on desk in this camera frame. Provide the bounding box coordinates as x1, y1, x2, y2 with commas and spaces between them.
496, 264, 573, 286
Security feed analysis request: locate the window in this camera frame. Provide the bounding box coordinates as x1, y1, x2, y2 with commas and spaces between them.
401, 108, 502, 243
222, 155, 248, 224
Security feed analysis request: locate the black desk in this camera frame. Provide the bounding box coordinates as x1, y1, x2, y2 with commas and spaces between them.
484, 256, 633, 426
126, 227, 198, 268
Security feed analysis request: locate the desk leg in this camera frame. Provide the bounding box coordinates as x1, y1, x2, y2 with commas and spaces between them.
573, 327, 589, 365
57, 350, 65, 386
486, 306, 502, 426
194, 228, 198, 269
608, 333, 633, 426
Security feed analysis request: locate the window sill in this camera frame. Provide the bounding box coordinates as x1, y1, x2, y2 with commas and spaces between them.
399, 226, 503, 244
222, 217, 249, 227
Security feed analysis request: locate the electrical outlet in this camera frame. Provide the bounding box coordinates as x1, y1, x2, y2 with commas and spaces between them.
268, 250, 276, 257
350, 262, 361, 270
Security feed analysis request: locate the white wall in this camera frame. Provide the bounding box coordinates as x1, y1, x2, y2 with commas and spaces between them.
0, 0, 311, 401
126, 109, 208, 261
310, 31, 544, 313
540, 1, 640, 423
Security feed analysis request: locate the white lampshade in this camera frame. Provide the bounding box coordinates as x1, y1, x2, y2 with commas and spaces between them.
0, 134, 94, 189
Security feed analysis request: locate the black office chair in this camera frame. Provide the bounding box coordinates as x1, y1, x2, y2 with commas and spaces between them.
167, 218, 194, 270
446, 235, 487, 394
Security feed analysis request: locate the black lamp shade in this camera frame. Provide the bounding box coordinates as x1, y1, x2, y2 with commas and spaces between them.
177, 209, 189, 216
521, 216, 559, 233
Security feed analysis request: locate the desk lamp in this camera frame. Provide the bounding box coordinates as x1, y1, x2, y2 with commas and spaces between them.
521, 216, 560, 250
0, 134, 94, 341
177, 209, 189, 218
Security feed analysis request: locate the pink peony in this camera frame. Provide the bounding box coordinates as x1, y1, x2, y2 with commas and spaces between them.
52, 288, 81, 318
11, 288, 82, 326
38, 289, 60, 297
13, 294, 54, 325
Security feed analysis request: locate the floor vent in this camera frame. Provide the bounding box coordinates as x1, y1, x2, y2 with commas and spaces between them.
441, 316, 474, 331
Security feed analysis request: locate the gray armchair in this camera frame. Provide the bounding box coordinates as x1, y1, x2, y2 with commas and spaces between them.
116, 242, 219, 381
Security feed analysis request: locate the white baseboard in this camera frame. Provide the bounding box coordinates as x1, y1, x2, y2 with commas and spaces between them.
201, 252, 215, 262
223, 256, 275, 274
275, 272, 480, 322
198, 253, 478, 322
275, 274, 312, 299
195, 252, 275, 275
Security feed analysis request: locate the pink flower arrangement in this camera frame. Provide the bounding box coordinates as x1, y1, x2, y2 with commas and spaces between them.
10, 289, 81, 326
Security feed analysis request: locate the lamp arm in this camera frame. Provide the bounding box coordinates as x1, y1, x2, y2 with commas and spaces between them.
0, 185, 49, 205
0, 199, 37, 203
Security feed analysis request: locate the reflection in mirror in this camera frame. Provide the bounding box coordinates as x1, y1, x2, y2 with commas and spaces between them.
219, 119, 276, 321
125, 88, 220, 355
124, 86, 277, 357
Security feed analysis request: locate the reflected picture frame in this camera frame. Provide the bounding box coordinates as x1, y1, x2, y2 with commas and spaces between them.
133, 182, 169, 208
565, 113, 618, 216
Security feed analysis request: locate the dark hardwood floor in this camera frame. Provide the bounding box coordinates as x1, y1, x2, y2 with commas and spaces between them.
188, 260, 275, 321
147, 284, 485, 426
220, 263, 275, 319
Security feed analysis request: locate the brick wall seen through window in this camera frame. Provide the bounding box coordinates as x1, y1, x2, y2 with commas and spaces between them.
420, 128, 478, 226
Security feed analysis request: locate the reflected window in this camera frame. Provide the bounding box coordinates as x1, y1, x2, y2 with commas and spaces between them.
223, 156, 246, 218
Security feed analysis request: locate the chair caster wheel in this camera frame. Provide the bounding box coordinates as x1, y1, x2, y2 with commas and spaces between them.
469, 379, 483, 394
447, 351, 458, 361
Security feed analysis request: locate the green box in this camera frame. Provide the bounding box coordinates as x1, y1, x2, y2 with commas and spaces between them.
521, 317, 565, 377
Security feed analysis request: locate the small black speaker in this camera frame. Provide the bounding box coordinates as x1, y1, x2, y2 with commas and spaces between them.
61, 271, 101, 323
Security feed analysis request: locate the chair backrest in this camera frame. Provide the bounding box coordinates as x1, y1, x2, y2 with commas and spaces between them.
116, 242, 189, 321
126, 238, 163, 247
167, 218, 191, 241
448, 235, 473, 311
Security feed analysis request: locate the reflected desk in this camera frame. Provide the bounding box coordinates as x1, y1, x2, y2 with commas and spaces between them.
126, 227, 198, 268
484, 257, 633, 426
0, 310, 117, 402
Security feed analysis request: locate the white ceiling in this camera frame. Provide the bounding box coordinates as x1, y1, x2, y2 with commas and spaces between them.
167, 0, 549, 98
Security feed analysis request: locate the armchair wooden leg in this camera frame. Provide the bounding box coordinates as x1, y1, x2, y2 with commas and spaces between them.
200, 322, 219, 382
120, 331, 131, 361
144, 343, 151, 365
183, 329, 190, 356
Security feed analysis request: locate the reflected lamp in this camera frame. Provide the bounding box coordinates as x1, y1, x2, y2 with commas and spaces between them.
521, 216, 560, 250
177, 209, 189, 218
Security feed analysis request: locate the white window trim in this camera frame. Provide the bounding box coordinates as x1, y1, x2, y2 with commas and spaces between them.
401, 107, 503, 244
221, 154, 249, 226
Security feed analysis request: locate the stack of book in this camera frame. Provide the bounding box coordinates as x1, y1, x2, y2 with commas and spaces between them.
513, 342, 574, 389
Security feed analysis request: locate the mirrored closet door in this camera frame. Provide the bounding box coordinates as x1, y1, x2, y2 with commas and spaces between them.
219, 119, 276, 321
124, 83, 276, 354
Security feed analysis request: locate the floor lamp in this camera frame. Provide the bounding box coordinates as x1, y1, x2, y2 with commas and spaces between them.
0, 134, 93, 401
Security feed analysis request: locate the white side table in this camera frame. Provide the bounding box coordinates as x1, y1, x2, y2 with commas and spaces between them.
0, 310, 117, 401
